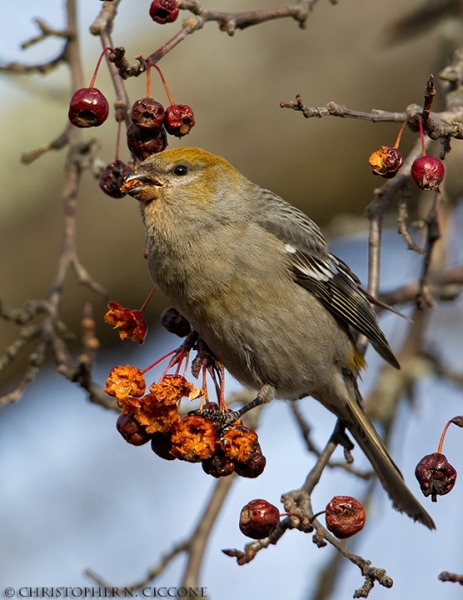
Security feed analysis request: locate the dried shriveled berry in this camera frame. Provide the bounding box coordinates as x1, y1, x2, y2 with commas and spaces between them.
104, 301, 147, 344
369, 146, 403, 178
239, 499, 280, 539
99, 160, 132, 198
164, 104, 195, 137
131, 98, 165, 130
411, 155, 445, 190
69, 87, 109, 128
149, 374, 201, 404
104, 365, 146, 400
151, 431, 176, 460
161, 307, 191, 337
234, 443, 266, 478
149, 0, 180, 24
202, 451, 235, 478
219, 424, 258, 463
170, 415, 217, 462
325, 496, 366, 539
116, 412, 151, 446
135, 398, 180, 435
415, 452, 457, 501
127, 123, 168, 161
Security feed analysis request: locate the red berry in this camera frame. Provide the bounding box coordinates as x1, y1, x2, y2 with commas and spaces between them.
126, 123, 168, 161
234, 443, 266, 478
411, 155, 445, 190
131, 98, 165, 130
239, 499, 280, 539
149, 0, 180, 24
164, 104, 195, 137
202, 451, 236, 478
68, 87, 109, 128
160, 307, 191, 337
325, 496, 366, 539
116, 412, 151, 446
151, 431, 176, 461
368, 146, 403, 179
99, 160, 132, 198
415, 452, 457, 501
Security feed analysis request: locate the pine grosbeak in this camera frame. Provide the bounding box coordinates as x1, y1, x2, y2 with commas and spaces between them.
122, 147, 434, 529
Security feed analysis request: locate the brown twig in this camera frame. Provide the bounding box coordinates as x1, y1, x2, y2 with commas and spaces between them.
86, 474, 235, 591
0, 51, 67, 75
224, 422, 392, 598
179, 0, 314, 34
422, 74, 436, 128
90, 0, 131, 125
413, 195, 441, 308
22, 18, 73, 48
280, 94, 463, 139
21, 129, 69, 165
290, 403, 373, 480
439, 571, 463, 585
181, 474, 236, 588
86, 541, 189, 589
397, 186, 424, 254
0, 0, 111, 407
379, 266, 463, 306
280, 95, 411, 122
109, 1, 323, 78
0, 16, 72, 75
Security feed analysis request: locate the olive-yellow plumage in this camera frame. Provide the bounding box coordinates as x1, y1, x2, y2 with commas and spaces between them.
123, 147, 435, 530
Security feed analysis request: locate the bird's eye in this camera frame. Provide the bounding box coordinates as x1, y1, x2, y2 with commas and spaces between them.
173, 165, 188, 176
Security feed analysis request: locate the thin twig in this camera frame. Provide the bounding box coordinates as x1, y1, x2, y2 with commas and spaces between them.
181, 475, 236, 588
86, 541, 189, 589
439, 571, 463, 585
90, 0, 131, 125
397, 187, 424, 254
109, 1, 321, 77
290, 403, 373, 480
224, 423, 392, 597
414, 195, 441, 308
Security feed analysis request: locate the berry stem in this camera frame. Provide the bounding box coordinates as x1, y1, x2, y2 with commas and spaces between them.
89, 47, 111, 88
417, 116, 426, 157
309, 510, 326, 523
153, 63, 176, 106
393, 118, 409, 149
139, 286, 156, 313
174, 347, 185, 376
146, 59, 152, 99
160, 348, 186, 379
437, 419, 453, 454
141, 348, 178, 375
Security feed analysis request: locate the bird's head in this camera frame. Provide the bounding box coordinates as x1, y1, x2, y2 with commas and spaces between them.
121, 147, 244, 207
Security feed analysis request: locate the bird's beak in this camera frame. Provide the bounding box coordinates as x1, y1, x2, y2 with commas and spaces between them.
121, 171, 163, 203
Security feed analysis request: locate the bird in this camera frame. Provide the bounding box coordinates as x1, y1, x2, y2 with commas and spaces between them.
122, 147, 435, 530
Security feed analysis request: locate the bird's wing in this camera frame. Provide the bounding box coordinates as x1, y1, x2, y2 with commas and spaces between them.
255, 190, 400, 369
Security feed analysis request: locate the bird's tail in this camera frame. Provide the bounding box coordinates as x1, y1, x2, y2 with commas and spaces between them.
341, 378, 435, 530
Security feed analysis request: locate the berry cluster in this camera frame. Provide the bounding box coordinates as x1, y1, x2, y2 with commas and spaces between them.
104, 304, 265, 479
368, 116, 445, 191
238, 495, 366, 540
108, 371, 266, 478
67, 23, 195, 199
415, 416, 462, 502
